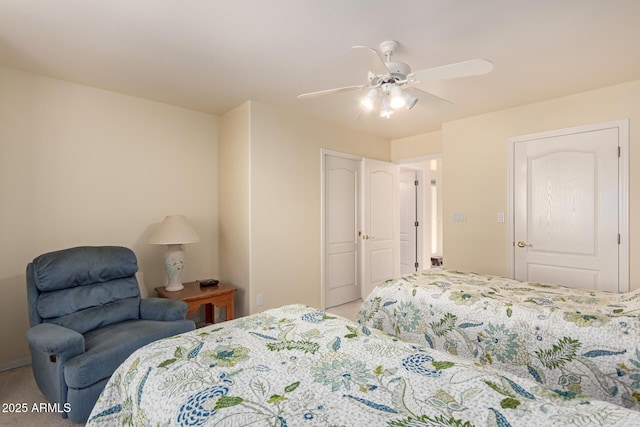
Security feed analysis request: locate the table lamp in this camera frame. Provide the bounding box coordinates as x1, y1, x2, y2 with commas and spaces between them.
148, 215, 200, 291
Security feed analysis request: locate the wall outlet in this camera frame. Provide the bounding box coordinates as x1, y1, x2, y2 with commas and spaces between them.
452, 212, 466, 222
257, 294, 264, 306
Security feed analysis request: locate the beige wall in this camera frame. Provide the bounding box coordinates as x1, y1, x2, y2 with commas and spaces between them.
5, 63, 638, 369
219, 103, 251, 317
389, 80, 640, 290
220, 101, 390, 315
442, 80, 640, 289
0, 66, 219, 368
391, 130, 442, 162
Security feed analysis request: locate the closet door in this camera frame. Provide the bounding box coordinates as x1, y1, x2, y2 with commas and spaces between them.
512, 121, 627, 292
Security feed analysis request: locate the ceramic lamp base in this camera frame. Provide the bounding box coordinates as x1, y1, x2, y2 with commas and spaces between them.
165, 282, 184, 292
164, 244, 185, 292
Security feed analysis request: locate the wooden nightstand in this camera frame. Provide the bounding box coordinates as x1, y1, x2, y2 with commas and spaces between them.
155, 281, 236, 324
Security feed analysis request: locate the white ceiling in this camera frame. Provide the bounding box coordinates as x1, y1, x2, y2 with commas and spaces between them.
1, 0, 639, 140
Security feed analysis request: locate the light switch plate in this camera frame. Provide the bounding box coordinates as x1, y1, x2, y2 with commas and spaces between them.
453, 212, 466, 222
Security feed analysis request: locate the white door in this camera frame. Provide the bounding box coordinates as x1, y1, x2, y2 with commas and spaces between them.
513, 124, 623, 291
324, 155, 361, 307
400, 169, 420, 274
363, 158, 400, 297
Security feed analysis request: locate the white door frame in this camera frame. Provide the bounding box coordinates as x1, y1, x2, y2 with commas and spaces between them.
506, 119, 629, 291
399, 167, 424, 273
395, 154, 443, 268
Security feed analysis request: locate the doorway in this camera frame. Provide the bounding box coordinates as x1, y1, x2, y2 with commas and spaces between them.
399, 168, 423, 274
508, 119, 629, 292
396, 156, 443, 271
322, 151, 400, 308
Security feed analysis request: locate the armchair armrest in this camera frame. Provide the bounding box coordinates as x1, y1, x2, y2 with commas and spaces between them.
26, 323, 85, 358
26, 323, 85, 409
140, 298, 188, 321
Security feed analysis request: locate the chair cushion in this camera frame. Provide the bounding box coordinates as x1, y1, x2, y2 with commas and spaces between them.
38, 276, 140, 319
64, 319, 195, 389
48, 297, 141, 335
29, 246, 142, 334
32, 246, 138, 292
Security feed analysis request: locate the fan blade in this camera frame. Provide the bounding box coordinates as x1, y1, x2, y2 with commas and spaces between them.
350, 46, 389, 75
410, 59, 493, 82
297, 85, 366, 99
407, 87, 453, 108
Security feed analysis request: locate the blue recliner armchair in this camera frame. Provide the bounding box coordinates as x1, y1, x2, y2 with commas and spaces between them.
26, 246, 196, 423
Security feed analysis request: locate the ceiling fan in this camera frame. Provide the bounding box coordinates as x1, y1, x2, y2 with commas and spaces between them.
298, 40, 494, 119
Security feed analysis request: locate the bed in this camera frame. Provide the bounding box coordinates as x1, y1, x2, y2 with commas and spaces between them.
358, 268, 640, 411
86, 304, 640, 426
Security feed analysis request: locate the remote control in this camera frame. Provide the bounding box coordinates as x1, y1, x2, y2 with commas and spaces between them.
198, 279, 219, 287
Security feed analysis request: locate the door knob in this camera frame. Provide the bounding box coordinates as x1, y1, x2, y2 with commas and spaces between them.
517, 241, 532, 248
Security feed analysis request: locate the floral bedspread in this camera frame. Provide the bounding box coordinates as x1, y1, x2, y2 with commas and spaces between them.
86, 304, 640, 426
358, 269, 640, 411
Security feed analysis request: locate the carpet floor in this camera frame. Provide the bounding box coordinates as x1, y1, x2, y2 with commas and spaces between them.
0, 365, 79, 426
325, 298, 362, 321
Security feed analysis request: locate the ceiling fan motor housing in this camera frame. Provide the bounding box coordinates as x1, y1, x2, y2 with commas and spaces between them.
371, 62, 411, 87
384, 61, 411, 78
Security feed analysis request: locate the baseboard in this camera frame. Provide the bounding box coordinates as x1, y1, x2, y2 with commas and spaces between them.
0, 358, 31, 372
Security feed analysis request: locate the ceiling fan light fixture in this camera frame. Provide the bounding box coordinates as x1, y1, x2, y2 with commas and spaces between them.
389, 86, 406, 109
403, 91, 419, 110
298, 41, 492, 121
361, 88, 379, 111
379, 95, 393, 119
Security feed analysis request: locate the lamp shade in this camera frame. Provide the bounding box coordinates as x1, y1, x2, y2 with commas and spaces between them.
148, 215, 200, 245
